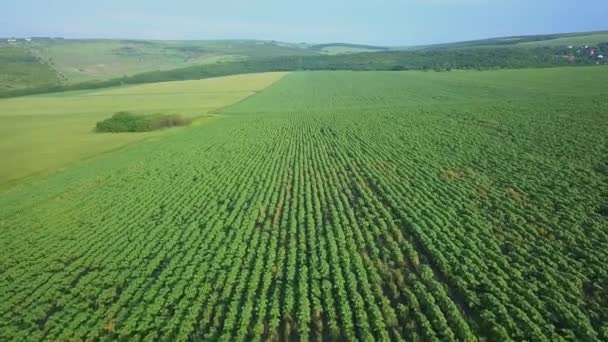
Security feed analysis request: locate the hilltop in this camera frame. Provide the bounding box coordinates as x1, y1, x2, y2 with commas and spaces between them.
407, 30, 608, 50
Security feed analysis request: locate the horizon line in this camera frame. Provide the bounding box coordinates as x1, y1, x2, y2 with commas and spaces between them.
1, 28, 607, 48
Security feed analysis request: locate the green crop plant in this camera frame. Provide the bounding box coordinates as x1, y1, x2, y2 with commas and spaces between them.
0, 67, 606, 340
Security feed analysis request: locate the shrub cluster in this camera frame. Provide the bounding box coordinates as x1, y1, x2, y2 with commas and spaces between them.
95, 111, 192, 133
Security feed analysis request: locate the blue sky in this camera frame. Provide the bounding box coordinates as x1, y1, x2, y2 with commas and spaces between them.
1, 0, 607, 46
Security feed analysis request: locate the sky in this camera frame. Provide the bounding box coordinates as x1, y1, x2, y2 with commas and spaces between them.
1, 0, 607, 46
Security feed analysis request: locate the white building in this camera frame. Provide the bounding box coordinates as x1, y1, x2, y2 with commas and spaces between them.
25, 38, 32, 42
599, 55, 604, 59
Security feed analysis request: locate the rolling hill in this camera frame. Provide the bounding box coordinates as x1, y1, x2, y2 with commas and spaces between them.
0, 38, 355, 90
1, 30, 606, 95
0, 44, 59, 92
410, 30, 608, 50
309, 43, 390, 55
26, 39, 314, 84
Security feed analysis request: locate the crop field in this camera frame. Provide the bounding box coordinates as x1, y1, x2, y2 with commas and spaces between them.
1, 67, 607, 340
3, 33, 606, 99
0, 72, 286, 187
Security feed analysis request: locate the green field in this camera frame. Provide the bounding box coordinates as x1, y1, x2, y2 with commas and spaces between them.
30, 39, 313, 84
516, 32, 608, 47
319, 46, 382, 54
1, 67, 607, 340
0, 45, 58, 91
2, 31, 607, 96
0, 72, 286, 187
417, 31, 608, 49
0, 39, 310, 90
309, 43, 389, 55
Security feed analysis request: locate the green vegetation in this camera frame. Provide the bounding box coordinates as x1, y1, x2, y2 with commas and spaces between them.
0, 38, 308, 90
1, 67, 606, 340
3, 40, 607, 99
29, 39, 314, 83
2, 31, 607, 97
95, 112, 192, 133
0, 72, 286, 186
418, 30, 608, 49
516, 32, 608, 47
0, 44, 58, 91
310, 43, 389, 54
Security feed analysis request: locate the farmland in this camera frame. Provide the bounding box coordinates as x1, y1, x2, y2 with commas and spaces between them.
0, 72, 286, 187
2, 30, 607, 98
0, 66, 606, 340
29, 39, 314, 84
0, 39, 310, 91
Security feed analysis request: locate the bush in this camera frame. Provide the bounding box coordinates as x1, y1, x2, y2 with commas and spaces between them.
95, 111, 192, 133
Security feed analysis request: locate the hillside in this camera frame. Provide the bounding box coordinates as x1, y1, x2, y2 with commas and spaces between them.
0, 39, 313, 88
412, 30, 608, 50
1, 30, 607, 96
29, 39, 314, 83
3, 42, 607, 99
0, 44, 59, 91
2, 38, 376, 90
309, 43, 389, 55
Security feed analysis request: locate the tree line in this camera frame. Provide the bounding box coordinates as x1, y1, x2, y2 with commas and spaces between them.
1, 44, 606, 98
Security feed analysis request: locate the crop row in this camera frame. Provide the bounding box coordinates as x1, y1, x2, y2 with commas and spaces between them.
1, 71, 607, 340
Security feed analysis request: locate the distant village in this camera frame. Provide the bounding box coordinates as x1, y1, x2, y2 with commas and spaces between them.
3, 37, 63, 43
6, 38, 31, 42
561, 44, 606, 64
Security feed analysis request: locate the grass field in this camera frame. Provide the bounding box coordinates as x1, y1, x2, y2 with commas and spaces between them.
1, 67, 607, 340
319, 46, 382, 54
30, 39, 311, 84
35, 40, 200, 83
0, 72, 286, 187
0, 44, 58, 91
310, 43, 389, 55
